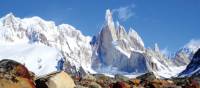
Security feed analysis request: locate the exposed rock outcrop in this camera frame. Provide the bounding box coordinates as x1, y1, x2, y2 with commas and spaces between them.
91, 9, 175, 78
173, 51, 190, 66
35, 71, 75, 88
0, 59, 35, 88
136, 72, 156, 81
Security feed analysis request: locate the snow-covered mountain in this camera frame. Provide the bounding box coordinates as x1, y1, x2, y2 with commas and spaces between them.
175, 40, 200, 76
172, 40, 200, 67
173, 50, 190, 66
90, 9, 182, 78
178, 40, 200, 59
0, 43, 63, 76
0, 10, 190, 78
0, 13, 93, 76
179, 48, 200, 77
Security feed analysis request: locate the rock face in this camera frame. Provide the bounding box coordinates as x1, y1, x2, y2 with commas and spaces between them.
36, 71, 75, 88
0, 59, 35, 88
179, 48, 200, 77
174, 40, 200, 66
182, 39, 200, 60
91, 9, 174, 77
91, 9, 143, 71
173, 51, 190, 66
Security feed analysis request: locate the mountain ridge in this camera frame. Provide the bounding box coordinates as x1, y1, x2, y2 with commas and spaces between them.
0, 10, 198, 78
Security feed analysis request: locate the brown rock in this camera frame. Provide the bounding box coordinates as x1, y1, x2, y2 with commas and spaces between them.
36, 71, 75, 88
89, 82, 102, 88
144, 79, 177, 88
0, 59, 35, 88
110, 82, 131, 88
129, 79, 141, 86
184, 78, 200, 88
94, 74, 115, 88
136, 72, 156, 81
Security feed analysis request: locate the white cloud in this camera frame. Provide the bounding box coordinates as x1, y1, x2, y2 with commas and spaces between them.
112, 4, 135, 21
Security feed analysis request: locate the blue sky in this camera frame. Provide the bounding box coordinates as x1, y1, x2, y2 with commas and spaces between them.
0, 0, 200, 53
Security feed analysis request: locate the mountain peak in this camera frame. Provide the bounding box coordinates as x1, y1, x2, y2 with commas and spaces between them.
154, 43, 160, 52
101, 9, 117, 41
128, 28, 145, 48
105, 9, 114, 26
2, 13, 16, 21
116, 23, 127, 40
5, 12, 15, 18
184, 39, 200, 54
105, 9, 112, 20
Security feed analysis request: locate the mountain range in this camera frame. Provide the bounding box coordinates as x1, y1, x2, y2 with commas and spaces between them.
0, 9, 199, 78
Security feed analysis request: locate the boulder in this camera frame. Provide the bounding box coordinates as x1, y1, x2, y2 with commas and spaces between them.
83, 74, 96, 81
129, 79, 141, 87
136, 72, 156, 81
94, 74, 115, 87
76, 85, 88, 88
0, 59, 35, 88
114, 74, 129, 81
149, 79, 176, 88
36, 71, 75, 88
109, 82, 131, 88
89, 82, 102, 88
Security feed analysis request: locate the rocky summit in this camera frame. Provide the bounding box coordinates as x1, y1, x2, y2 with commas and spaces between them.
91, 9, 180, 78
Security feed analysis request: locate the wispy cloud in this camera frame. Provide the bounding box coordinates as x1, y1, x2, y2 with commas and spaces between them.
112, 4, 135, 21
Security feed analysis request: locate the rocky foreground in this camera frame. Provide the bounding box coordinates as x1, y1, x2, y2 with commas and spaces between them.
0, 59, 199, 88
